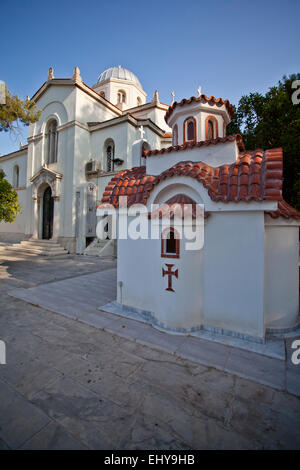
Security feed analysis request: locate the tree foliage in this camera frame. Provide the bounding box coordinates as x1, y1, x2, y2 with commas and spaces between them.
0, 87, 41, 133
0, 171, 20, 223
227, 74, 300, 209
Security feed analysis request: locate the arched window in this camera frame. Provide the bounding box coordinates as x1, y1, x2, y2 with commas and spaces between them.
205, 116, 219, 140
161, 227, 180, 259
137, 96, 142, 106
117, 90, 126, 104
13, 165, 19, 188
183, 117, 196, 143
172, 125, 178, 146
207, 120, 214, 140
46, 119, 58, 164
141, 141, 150, 165
105, 140, 115, 172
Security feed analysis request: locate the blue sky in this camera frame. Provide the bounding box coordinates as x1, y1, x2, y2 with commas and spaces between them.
1, 0, 299, 155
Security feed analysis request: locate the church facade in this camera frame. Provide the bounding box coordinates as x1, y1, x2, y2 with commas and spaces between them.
0, 66, 171, 253
1, 65, 299, 342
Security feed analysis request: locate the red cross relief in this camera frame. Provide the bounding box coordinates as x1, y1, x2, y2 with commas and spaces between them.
162, 264, 178, 292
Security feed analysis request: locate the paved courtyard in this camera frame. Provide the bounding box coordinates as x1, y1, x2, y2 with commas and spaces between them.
0, 250, 300, 449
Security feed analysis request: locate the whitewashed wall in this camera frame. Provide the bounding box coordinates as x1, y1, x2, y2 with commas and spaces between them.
0, 150, 28, 236
264, 220, 299, 329
93, 80, 146, 110
130, 106, 171, 134
146, 140, 239, 176
117, 219, 203, 330
202, 211, 265, 339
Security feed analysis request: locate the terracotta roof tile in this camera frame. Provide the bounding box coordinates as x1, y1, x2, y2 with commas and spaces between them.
266, 200, 300, 219
148, 194, 209, 219
98, 147, 300, 219
165, 94, 234, 123
144, 134, 245, 157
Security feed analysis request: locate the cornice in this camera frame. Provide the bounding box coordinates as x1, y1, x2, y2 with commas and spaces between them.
0, 147, 28, 161
31, 78, 122, 117
92, 77, 147, 97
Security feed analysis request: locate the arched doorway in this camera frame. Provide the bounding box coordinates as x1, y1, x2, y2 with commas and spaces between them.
42, 186, 54, 239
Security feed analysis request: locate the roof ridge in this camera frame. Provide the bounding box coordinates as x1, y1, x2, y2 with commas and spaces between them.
98, 148, 299, 220
144, 134, 244, 158
165, 94, 234, 123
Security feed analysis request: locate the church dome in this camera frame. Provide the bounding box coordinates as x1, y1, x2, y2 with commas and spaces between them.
97, 66, 142, 88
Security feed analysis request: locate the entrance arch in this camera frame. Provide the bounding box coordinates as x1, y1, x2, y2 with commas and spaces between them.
31, 167, 62, 241
42, 186, 54, 239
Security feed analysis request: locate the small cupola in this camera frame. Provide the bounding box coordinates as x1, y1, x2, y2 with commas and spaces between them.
165, 89, 234, 146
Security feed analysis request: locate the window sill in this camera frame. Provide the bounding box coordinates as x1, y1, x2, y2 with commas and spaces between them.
100, 170, 121, 177
161, 253, 180, 259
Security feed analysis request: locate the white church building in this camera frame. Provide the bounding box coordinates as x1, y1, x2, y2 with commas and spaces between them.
0, 66, 171, 253
0, 65, 299, 342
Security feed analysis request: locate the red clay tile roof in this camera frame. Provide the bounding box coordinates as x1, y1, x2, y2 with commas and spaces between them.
266, 200, 300, 219
144, 134, 245, 157
99, 147, 300, 219
162, 132, 172, 138
148, 194, 209, 219
165, 94, 235, 123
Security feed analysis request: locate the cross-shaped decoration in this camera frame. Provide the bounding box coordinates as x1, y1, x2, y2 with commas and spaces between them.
48, 67, 54, 80
171, 91, 175, 105
139, 125, 145, 139
197, 86, 202, 97
162, 264, 178, 292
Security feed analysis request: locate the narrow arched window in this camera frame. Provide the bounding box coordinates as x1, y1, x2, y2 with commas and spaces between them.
13, 165, 19, 188
106, 142, 114, 172
207, 120, 214, 140
46, 119, 58, 164
137, 96, 142, 106
205, 116, 218, 140
184, 117, 196, 143
117, 90, 126, 104
172, 125, 178, 146
161, 227, 180, 259
166, 231, 176, 253
141, 141, 150, 165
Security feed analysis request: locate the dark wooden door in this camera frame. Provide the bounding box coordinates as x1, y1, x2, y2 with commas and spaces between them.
42, 186, 54, 239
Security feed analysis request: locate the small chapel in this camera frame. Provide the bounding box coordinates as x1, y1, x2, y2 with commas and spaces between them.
97, 74, 300, 343
0, 65, 299, 342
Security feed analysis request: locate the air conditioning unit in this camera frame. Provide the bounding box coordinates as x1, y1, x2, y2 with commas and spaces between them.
85, 160, 100, 178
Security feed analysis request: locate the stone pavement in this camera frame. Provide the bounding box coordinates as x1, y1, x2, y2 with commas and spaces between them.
8, 268, 300, 395
0, 251, 300, 449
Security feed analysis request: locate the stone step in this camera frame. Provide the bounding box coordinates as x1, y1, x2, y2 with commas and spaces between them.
7, 247, 68, 256
6, 238, 69, 257
21, 239, 60, 246
6, 248, 70, 258
11, 242, 65, 250
8, 246, 67, 255
19, 242, 63, 249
